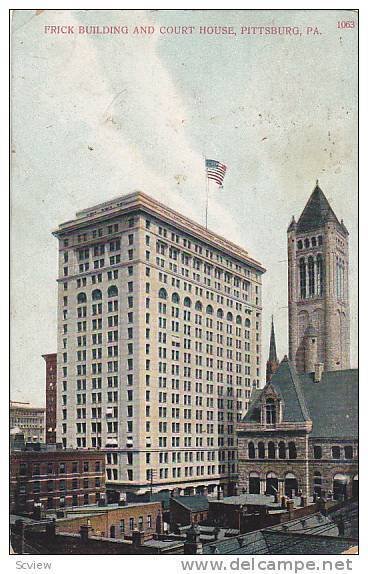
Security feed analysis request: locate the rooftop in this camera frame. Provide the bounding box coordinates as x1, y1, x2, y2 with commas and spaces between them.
54, 191, 265, 274
171, 495, 209, 512
242, 358, 358, 439
295, 184, 347, 235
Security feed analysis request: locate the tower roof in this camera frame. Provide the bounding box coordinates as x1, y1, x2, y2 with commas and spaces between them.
268, 316, 278, 363
296, 183, 346, 234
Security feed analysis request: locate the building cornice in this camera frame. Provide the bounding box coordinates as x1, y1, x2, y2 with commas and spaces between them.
53, 191, 266, 274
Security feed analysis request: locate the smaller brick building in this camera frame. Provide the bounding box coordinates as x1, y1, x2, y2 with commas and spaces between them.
10, 447, 105, 515
170, 496, 209, 529
57, 501, 163, 540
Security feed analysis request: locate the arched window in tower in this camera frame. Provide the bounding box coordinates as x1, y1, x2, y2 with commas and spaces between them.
299, 258, 306, 299
308, 256, 315, 297
341, 261, 345, 300
297, 240, 303, 250
248, 442, 255, 459
316, 254, 324, 296
336, 258, 344, 299
265, 399, 276, 424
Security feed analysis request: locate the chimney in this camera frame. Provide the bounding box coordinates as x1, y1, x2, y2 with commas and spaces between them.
286, 500, 294, 516
46, 518, 56, 538
314, 363, 324, 383
132, 529, 144, 548
80, 523, 92, 543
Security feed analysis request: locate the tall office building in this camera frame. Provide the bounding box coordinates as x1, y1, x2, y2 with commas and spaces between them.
54, 192, 265, 495
43, 353, 57, 444
288, 183, 350, 373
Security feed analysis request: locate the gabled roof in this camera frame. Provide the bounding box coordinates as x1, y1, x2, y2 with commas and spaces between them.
242, 358, 358, 439
244, 357, 311, 424
296, 184, 346, 234
171, 495, 209, 513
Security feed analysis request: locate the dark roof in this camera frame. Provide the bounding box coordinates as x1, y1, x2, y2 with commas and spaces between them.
300, 369, 358, 438
203, 512, 357, 555
244, 358, 311, 424
171, 495, 209, 512
242, 358, 358, 439
210, 494, 280, 508
296, 184, 345, 234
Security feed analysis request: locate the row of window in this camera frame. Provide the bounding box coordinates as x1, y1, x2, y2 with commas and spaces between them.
18, 460, 102, 476
297, 236, 323, 250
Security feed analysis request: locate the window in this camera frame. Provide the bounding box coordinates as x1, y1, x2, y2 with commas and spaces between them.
108, 285, 118, 298
258, 442, 265, 459
332, 446, 341, 459
77, 292, 87, 304
92, 289, 102, 301
248, 442, 255, 459
268, 441, 276, 459
159, 288, 168, 300
288, 442, 297, 459
344, 445, 353, 459
299, 258, 306, 299
265, 399, 276, 424
316, 254, 324, 296
313, 445, 322, 459
278, 441, 286, 459
129, 517, 134, 531
308, 256, 315, 296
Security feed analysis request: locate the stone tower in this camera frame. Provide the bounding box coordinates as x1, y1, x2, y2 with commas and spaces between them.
288, 182, 350, 373
266, 316, 279, 382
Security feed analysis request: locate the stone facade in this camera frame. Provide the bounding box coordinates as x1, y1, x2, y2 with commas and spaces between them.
237, 358, 358, 500
53, 191, 265, 494
10, 401, 45, 443
288, 184, 350, 373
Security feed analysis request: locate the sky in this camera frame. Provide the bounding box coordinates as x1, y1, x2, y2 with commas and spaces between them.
11, 9, 358, 405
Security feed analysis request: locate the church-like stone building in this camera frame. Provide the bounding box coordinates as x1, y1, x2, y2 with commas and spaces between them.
237, 356, 357, 499
238, 184, 357, 500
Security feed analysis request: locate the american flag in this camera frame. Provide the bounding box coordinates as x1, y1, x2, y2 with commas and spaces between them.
205, 159, 227, 187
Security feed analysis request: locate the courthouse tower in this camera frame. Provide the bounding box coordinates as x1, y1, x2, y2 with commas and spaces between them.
287, 183, 350, 373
